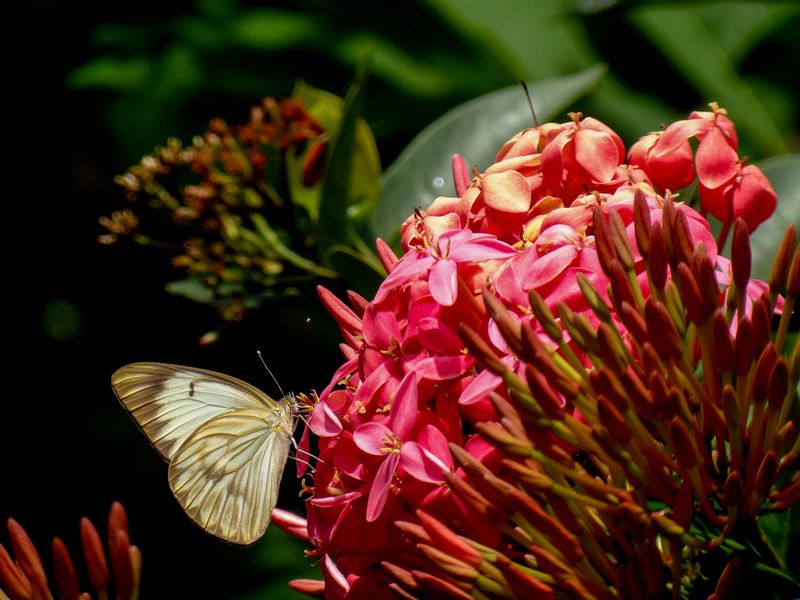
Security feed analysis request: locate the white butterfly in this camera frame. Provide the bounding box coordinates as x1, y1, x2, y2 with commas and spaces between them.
111, 362, 295, 546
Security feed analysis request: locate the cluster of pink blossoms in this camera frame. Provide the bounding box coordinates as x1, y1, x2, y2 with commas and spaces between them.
282, 105, 777, 597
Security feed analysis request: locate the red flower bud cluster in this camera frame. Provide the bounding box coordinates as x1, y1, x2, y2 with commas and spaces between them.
0, 502, 141, 600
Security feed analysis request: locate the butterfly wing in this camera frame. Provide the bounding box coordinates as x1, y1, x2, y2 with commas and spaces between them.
111, 362, 293, 545
111, 362, 275, 461
168, 406, 292, 546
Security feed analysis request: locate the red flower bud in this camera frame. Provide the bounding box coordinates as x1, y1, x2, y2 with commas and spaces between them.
80, 517, 109, 592
731, 219, 751, 290
647, 222, 668, 291
6, 518, 49, 599
52, 537, 80, 600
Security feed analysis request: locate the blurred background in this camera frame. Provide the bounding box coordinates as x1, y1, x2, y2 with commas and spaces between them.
5, 1, 798, 598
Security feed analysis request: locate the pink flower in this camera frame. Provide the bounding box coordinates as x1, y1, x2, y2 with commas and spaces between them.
287, 103, 784, 597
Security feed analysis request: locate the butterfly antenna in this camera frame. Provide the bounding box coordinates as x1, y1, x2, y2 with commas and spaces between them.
520, 81, 539, 127
257, 350, 287, 399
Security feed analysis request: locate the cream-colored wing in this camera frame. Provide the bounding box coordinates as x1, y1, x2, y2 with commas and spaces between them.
167, 406, 293, 545
111, 362, 276, 461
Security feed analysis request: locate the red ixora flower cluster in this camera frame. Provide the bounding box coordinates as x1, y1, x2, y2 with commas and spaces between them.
279, 105, 783, 597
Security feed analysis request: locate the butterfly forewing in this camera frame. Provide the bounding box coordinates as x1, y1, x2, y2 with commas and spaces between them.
111, 362, 294, 545
168, 406, 292, 546
111, 362, 276, 461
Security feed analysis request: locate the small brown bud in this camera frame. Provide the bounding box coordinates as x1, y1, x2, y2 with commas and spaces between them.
416, 510, 482, 567
598, 394, 632, 444
382, 561, 419, 592
621, 367, 657, 419
647, 222, 668, 290
597, 323, 626, 373
723, 470, 744, 506
418, 544, 480, 581
669, 418, 698, 468
503, 487, 583, 563
649, 371, 671, 416
787, 238, 800, 297
752, 344, 777, 404
769, 224, 797, 295
608, 259, 636, 314
677, 263, 706, 325
755, 451, 778, 496
721, 384, 739, 429
482, 292, 523, 356
619, 301, 648, 344
642, 342, 665, 377
633, 188, 652, 258
495, 553, 557, 599
593, 206, 617, 278
732, 318, 754, 376
412, 569, 474, 600
694, 253, 720, 314
610, 209, 635, 271
395, 520, 432, 544
528, 290, 562, 342
644, 298, 683, 361
577, 273, 611, 322
673, 210, 695, 266
661, 196, 678, 266
767, 358, 789, 411
711, 311, 734, 372
731, 219, 751, 291
525, 365, 564, 420
460, 324, 507, 375
751, 294, 772, 355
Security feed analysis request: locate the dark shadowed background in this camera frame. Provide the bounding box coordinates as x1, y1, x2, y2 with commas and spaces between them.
4, 1, 798, 598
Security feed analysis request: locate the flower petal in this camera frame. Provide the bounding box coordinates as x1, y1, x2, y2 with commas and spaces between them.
429, 258, 458, 306
414, 355, 475, 381
366, 453, 399, 522
353, 422, 393, 456
390, 372, 419, 439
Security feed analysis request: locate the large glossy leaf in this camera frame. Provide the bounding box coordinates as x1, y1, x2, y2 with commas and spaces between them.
750, 154, 800, 281
371, 65, 606, 246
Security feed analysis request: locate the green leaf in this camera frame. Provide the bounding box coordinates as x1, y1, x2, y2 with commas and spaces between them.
426, 0, 594, 80
629, 4, 790, 157
65, 55, 151, 91
314, 55, 383, 272
227, 9, 322, 51
334, 33, 454, 98
165, 277, 214, 304
370, 65, 606, 246
759, 508, 794, 568
750, 154, 800, 281
288, 82, 381, 225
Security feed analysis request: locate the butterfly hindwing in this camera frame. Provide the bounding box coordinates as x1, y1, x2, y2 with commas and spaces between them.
111, 362, 294, 545
168, 406, 292, 546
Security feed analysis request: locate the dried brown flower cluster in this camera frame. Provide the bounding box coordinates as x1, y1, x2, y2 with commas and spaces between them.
100, 97, 332, 330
